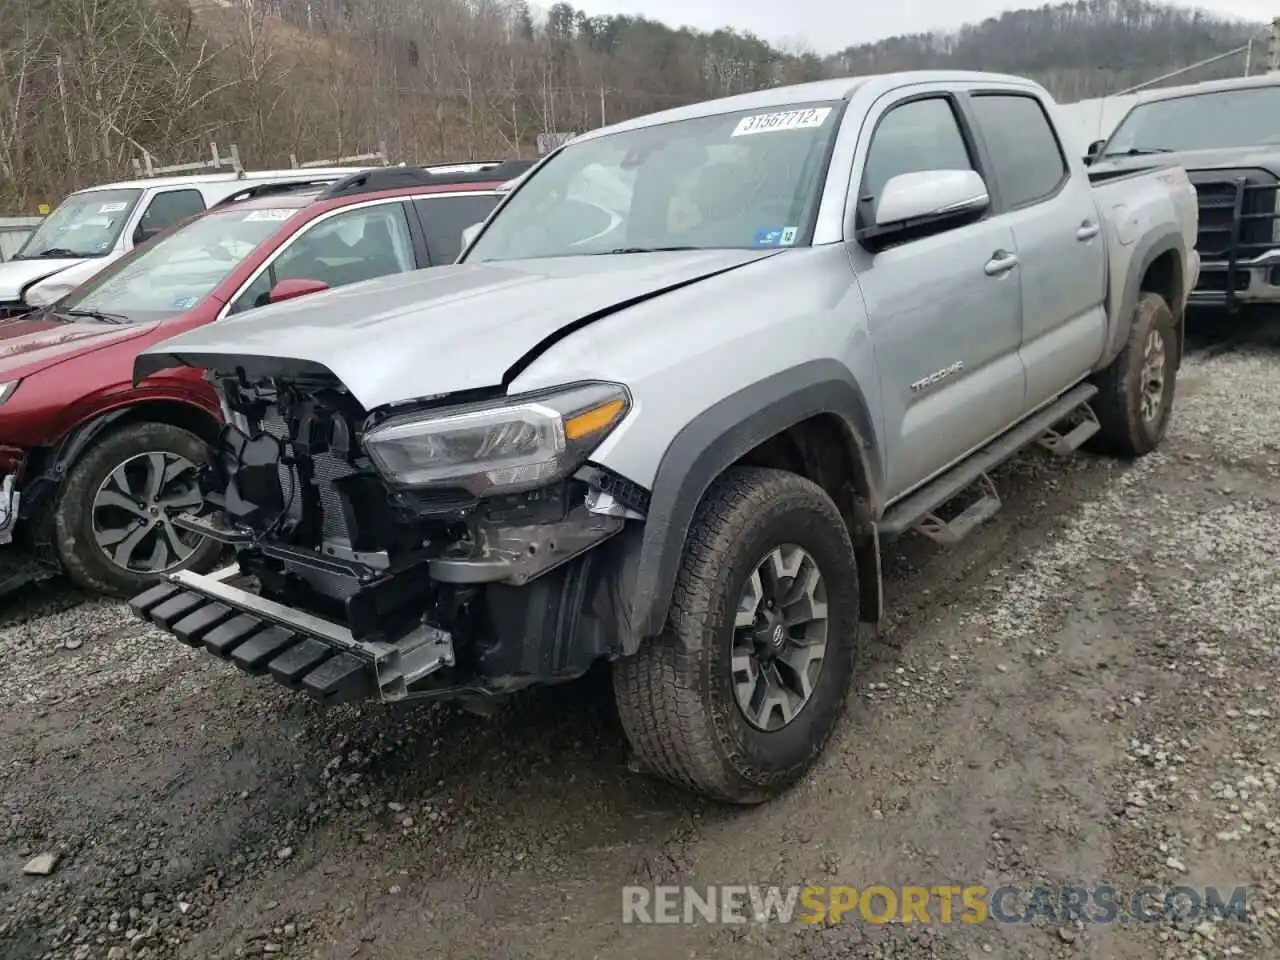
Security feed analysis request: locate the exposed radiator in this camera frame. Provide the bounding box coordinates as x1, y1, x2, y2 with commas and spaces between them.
259, 409, 359, 543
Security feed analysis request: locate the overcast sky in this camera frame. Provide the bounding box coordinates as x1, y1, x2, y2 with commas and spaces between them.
560, 0, 1275, 54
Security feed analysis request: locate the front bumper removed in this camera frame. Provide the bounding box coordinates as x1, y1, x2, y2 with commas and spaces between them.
130, 565, 455, 704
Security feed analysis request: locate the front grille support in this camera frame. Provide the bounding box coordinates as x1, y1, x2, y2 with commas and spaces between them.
131, 566, 456, 703
1189, 167, 1280, 313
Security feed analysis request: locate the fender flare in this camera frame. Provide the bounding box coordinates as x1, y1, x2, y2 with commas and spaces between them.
19, 398, 220, 519
1102, 228, 1186, 371
624, 359, 882, 650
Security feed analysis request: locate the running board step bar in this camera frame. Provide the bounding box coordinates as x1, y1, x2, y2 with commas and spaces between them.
129, 566, 455, 704
913, 472, 1002, 547
878, 383, 1099, 542
1037, 402, 1100, 456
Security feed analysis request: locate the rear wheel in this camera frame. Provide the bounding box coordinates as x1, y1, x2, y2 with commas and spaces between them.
54, 422, 221, 596
612, 466, 861, 803
1088, 291, 1178, 458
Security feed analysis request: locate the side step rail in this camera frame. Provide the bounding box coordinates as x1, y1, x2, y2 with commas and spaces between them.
1037, 403, 1100, 457
878, 383, 1099, 543
914, 472, 1002, 546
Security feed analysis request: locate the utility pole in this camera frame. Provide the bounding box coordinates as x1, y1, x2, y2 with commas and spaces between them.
1268, 16, 1280, 73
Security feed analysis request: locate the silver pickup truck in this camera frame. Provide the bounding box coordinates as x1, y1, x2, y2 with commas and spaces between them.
129, 71, 1198, 804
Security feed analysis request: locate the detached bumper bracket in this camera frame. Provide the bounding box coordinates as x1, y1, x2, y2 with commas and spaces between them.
129, 565, 454, 704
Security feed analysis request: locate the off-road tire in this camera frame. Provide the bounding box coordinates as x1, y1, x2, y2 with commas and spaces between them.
54, 422, 222, 597
612, 466, 861, 804
1088, 291, 1178, 458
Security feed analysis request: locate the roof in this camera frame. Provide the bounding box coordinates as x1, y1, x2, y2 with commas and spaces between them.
72, 166, 381, 194
1129, 72, 1280, 105
206, 190, 323, 212
571, 70, 1040, 142
199, 166, 514, 220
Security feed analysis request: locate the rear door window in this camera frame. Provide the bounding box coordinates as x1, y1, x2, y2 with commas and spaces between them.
413, 193, 503, 264
968, 94, 1068, 209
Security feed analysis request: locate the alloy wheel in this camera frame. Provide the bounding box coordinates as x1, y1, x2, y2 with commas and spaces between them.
91, 451, 204, 573
731, 543, 830, 732
1139, 328, 1167, 424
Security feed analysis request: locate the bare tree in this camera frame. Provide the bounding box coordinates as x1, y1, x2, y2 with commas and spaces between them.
0, 0, 1261, 210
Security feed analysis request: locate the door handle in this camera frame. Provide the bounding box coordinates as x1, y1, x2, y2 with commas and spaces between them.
983, 250, 1019, 276
1076, 221, 1101, 241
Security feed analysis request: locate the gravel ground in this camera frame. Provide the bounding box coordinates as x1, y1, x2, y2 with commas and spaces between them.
1, 315, 1278, 960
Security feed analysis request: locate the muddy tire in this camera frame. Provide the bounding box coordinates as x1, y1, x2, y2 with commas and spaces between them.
54, 422, 221, 597
612, 466, 861, 804
1088, 291, 1178, 458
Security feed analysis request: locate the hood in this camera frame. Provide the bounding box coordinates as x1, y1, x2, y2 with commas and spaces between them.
23, 254, 124, 307
137, 248, 780, 410
0, 314, 158, 382
1092, 145, 1280, 176
0, 257, 84, 303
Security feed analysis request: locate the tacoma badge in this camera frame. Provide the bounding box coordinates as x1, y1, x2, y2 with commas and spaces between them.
910, 361, 964, 394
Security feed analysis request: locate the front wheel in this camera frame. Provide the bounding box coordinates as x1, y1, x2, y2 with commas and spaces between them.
613, 466, 861, 803
54, 422, 222, 596
1088, 291, 1178, 458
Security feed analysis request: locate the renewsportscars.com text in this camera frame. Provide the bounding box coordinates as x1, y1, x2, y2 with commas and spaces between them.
621, 884, 1249, 925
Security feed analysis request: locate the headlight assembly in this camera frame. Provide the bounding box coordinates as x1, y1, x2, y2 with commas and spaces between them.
0, 381, 17, 407
362, 381, 631, 496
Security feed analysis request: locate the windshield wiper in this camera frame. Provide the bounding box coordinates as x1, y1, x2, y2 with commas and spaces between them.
597, 245, 704, 255
61, 308, 130, 325
1102, 147, 1174, 157
29, 247, 83, 259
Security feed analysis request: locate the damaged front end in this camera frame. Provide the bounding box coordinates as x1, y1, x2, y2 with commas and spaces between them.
130, 365, 649, 708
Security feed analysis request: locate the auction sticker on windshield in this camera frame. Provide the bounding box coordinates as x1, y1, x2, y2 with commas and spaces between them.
243, 209, 294, 222
98, 202, 129, 213
732, 107, 831, 137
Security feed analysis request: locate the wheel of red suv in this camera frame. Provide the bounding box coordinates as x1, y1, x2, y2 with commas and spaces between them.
612, 466, 861, 804
54, 422, 222, 597
1088, 291, 1178, 458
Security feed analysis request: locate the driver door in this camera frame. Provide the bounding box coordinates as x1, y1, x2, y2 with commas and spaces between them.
848, 92, 1027, 501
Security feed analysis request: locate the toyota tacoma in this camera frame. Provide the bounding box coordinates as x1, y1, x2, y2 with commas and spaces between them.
130, 71, 1198, 803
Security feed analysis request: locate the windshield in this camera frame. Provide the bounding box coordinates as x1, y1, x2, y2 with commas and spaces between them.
1103, 85, 1280, 156
15, 188, 143, 259
464, 101, 843, 262
56, 206, 298, 323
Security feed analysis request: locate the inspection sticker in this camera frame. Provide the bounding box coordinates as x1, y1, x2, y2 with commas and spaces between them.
732, 107, 831, 138
172, 295, 199, 310
243, 209, 294, 222
752, 226, 799, 247
98, 201, 128, 213
747, 227, 798, 249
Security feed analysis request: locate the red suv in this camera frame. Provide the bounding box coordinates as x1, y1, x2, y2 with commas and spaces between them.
0, 160, 531, 596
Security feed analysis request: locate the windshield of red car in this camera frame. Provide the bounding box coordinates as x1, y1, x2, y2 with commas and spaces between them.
55, 206, 300, 323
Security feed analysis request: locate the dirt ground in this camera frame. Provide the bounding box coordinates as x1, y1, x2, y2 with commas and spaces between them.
2, 315, 1279, 960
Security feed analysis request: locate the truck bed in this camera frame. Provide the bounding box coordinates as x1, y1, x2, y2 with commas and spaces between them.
1089, 161, 1200, 332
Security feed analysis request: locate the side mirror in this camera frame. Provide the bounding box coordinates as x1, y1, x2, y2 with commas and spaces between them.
858, 169, 989, 250
1084, 139, 1106, 165
461, 222, 483, 249
268, 277, 329, 304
